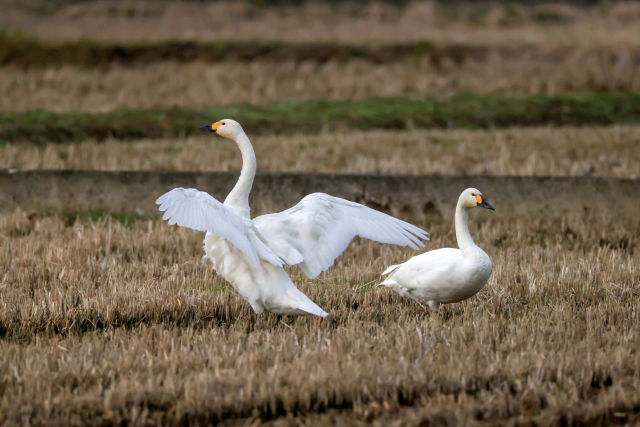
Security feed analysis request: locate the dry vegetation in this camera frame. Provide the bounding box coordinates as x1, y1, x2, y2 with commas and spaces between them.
3, 1, 640, 46
2, 2, 640, 113
0, 210, 638, 425
3, 51, 640, 113
2, 126, 639, 178
1, 1, 640, 115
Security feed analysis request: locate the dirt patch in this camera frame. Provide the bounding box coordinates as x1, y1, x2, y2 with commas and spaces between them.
1, 170, 638, 222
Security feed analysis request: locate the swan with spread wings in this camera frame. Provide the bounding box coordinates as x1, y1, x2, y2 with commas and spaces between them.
156, 119, 428, 317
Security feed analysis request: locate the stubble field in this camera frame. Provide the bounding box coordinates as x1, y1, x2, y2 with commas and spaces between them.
3, 52, 640, 113
3, 2, 640, 113
0, 211, 638, 426
2, 126, 640, 178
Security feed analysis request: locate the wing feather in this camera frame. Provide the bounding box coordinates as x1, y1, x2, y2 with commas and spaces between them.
253, 193, 428, 279
156, 188, 283, 270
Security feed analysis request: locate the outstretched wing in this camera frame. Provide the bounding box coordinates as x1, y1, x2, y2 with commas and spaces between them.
253, 193, 428, 279
156, 188, 283, 271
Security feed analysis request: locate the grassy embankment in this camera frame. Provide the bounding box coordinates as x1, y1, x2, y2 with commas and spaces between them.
3, 93, 640, 145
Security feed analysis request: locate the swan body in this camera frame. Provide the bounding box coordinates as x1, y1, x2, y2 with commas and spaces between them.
202, 232, 325, 316
157, 119, 428, 317
379, 188, 494, 311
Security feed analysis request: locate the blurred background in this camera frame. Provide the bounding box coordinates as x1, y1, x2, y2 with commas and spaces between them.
0, 0, 639, 178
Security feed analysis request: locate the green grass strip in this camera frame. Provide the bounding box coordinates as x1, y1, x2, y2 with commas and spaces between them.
2, 93, 640, 145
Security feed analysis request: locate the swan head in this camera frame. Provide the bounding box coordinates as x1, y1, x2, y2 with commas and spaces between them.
199, 119, 244, 140
460, 188, 495, 211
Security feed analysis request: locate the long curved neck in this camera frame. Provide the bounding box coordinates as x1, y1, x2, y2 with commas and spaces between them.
455, 202, 478, 259
223, 131, 256, 218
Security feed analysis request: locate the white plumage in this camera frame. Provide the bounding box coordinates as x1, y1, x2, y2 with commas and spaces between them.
253, 193, 425, 279
157, 119, 428, 317
379, 188, 494, 311
157, 188, 281, 271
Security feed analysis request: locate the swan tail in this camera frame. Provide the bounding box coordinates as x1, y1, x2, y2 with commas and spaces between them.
275, 287, 328, 317
291, 299, 329, 317
288, 287, 328, 317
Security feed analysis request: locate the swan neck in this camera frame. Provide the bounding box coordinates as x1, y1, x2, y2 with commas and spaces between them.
455, 202, 478, 258
224, 131, 256, 217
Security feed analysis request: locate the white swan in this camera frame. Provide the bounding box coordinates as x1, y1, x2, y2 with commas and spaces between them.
156, 119, 428, 317
379, 188, 494, 311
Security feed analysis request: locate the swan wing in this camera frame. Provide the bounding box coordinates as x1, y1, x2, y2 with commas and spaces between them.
390, 248, 462, 290
157, 188, 282, 270
253, 193, 428, 279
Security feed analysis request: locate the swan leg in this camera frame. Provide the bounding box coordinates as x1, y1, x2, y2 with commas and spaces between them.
427, 301, 440, 311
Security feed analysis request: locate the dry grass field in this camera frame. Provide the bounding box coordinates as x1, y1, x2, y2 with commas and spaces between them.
3, 53, 639, 113
3, 2, 640, 112
2, 126, 639, 178
0, 210, 638, 426
3, 1, 640, 46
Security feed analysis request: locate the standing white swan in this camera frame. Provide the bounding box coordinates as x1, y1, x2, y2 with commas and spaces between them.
156, 119, 428, 317
379, 188, 494, 311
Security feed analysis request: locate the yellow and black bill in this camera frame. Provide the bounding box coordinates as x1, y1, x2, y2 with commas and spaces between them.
475, 194, 495, 210
199, 122, 222, 132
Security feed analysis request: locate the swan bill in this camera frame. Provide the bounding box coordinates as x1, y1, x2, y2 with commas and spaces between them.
199, 122, 222, 132
477, 197, 495, 211
199, 124, 215, 132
